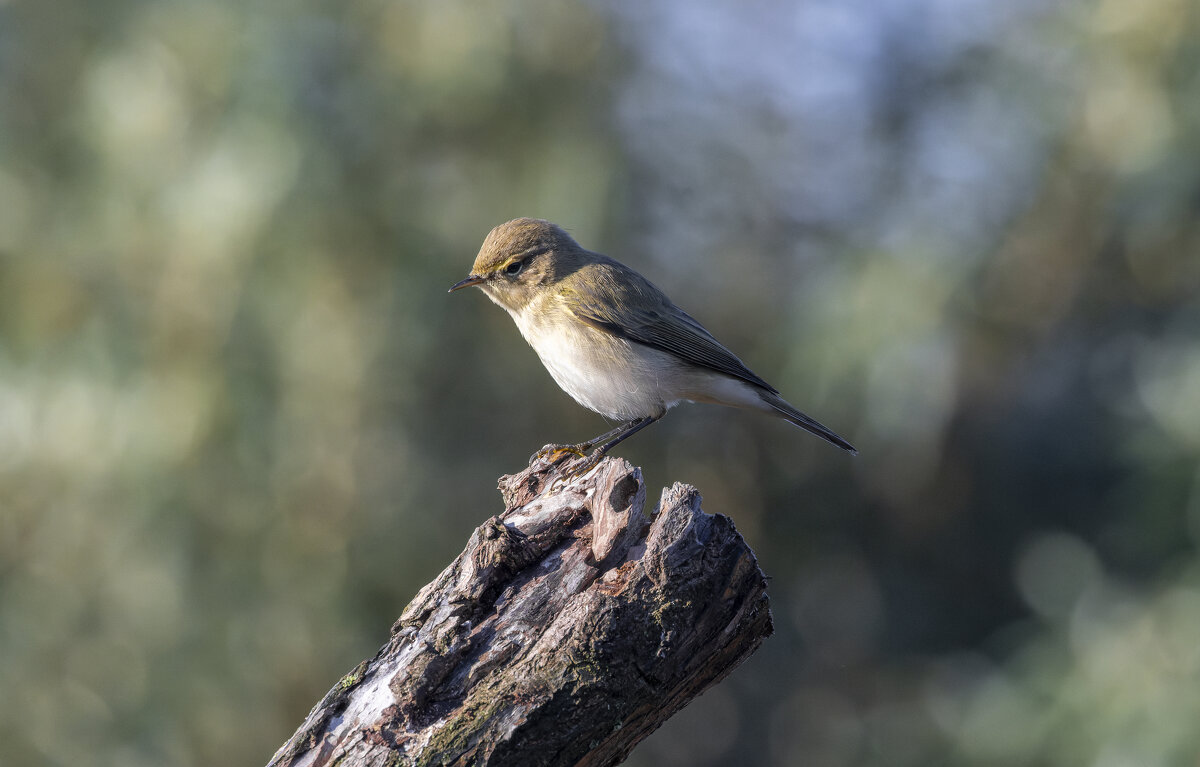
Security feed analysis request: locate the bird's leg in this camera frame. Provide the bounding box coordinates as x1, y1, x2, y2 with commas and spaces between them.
531, 421, 639, 464
531, 415, 662, 470
590, 414, 661, 456
563, 413, 663, 475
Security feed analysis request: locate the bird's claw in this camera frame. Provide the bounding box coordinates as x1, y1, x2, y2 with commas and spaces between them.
532, 443, 589, 465
561, 450, 605, 478
530, 443, 607, 479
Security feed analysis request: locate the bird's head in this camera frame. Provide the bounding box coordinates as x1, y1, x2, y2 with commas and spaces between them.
449, 218, 587, 314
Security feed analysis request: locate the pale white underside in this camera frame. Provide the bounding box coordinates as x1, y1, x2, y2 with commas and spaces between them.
491, 293, 769, 421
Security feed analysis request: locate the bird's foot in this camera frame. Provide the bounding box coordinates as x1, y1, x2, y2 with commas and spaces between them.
561, 449, 605, 478
530, 443, 608, 479
531, 443, 589, 466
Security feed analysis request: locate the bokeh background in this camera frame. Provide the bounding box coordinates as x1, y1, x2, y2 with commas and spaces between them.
3, 0, 1199, 765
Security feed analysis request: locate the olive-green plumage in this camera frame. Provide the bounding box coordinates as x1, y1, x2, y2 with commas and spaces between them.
450, 218, 856, 465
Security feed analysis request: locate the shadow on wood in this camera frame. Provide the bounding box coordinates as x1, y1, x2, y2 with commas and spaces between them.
268, 454, 773, 767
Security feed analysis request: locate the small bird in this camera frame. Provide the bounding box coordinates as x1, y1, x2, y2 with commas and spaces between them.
450, 218, 856, 471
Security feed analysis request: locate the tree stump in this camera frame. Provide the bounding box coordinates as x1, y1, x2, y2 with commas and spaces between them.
267, 454, 773, 767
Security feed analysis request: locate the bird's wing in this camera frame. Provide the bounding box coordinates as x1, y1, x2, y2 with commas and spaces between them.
562, 260, 778, 393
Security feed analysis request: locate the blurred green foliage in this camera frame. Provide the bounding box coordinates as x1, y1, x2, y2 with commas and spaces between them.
1, 0, 1198, 765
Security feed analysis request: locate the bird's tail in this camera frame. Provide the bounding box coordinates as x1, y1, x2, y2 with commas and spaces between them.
760, 391, 857, 455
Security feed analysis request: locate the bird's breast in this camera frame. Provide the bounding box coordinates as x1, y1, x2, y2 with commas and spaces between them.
511, 305, 677, 420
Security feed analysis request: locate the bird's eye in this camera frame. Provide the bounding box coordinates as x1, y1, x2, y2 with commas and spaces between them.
504, 260, 524, 276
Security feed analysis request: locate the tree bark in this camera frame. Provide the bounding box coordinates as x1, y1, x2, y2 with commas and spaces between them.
267, 454, 773, 767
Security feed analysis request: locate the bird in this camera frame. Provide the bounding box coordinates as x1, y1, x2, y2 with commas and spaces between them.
449, 218, 856, 472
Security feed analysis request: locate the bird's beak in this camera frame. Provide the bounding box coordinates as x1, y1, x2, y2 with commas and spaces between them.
448, 274, 485, 293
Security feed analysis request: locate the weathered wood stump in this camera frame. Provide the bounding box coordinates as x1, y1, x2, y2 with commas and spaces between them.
268, 454, 773, 767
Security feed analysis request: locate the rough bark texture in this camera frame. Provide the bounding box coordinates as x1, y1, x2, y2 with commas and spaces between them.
267, 454, 773, 767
